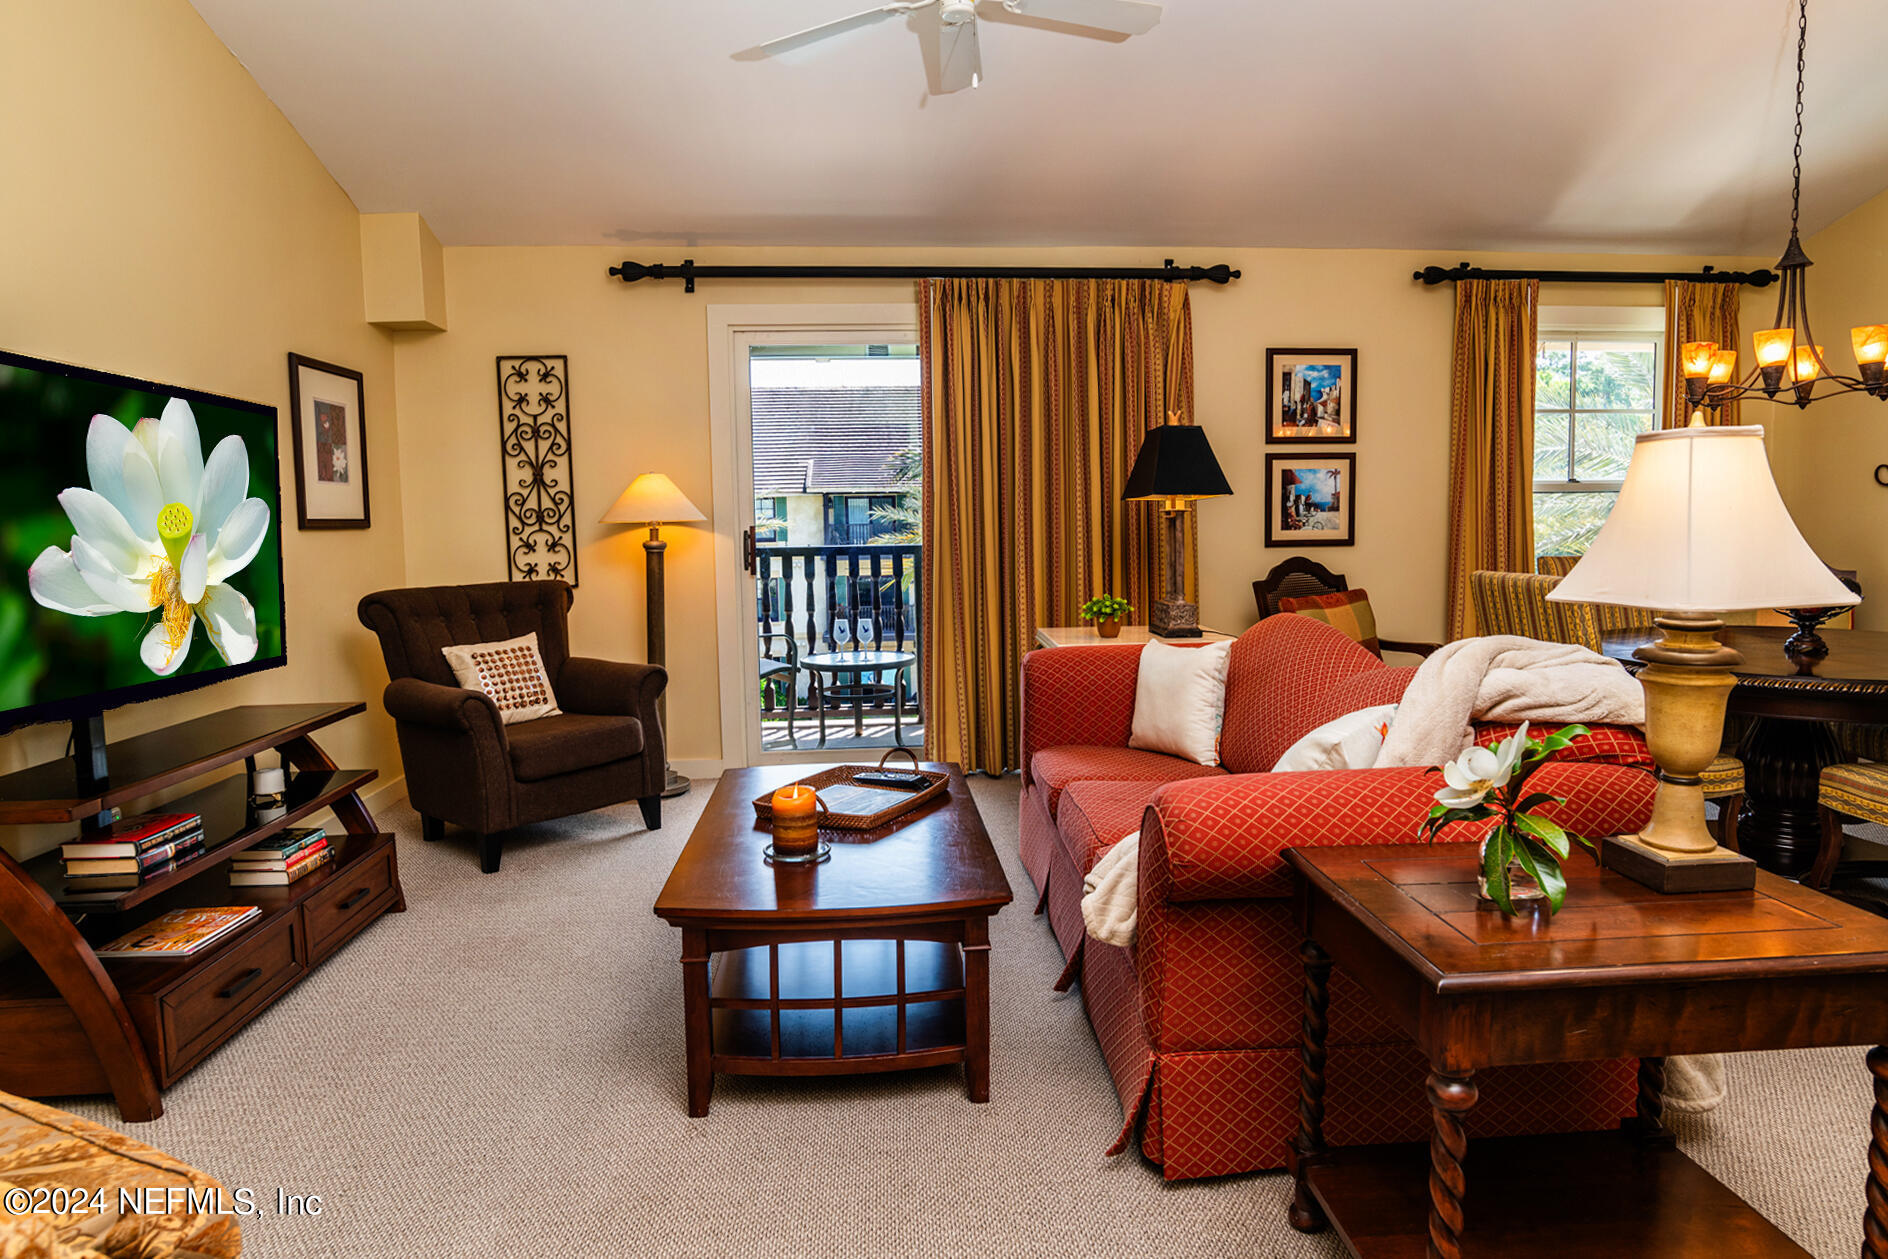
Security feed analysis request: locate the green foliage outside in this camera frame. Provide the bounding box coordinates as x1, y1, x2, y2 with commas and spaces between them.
868, 447, 922, 546
1532, 340, 1657, 561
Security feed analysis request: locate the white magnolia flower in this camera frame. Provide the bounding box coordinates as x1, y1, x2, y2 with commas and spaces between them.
1434, 721, 1529, 811
27, 398, 270, 677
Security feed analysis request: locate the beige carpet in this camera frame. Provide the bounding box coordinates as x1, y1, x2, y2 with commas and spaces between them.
63, 775, 1873, 1258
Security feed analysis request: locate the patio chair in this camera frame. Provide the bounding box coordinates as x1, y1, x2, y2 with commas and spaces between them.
760, 631, 801, 747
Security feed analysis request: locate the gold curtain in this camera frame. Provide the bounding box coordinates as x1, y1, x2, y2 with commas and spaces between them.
1445, 277, 1538, 640
918, 277, 1196, 773
1661, 279, 1742, 428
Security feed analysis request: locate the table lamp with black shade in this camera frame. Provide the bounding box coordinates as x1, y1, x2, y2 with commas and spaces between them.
601, 472, 706, 799
1548, 421, 1857, 892
1123, 416, 1232, 638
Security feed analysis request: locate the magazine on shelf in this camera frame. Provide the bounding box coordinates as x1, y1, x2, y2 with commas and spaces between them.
93, 906, 261, 959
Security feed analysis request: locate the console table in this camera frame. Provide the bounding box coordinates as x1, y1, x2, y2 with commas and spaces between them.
0, 703, 400, 1122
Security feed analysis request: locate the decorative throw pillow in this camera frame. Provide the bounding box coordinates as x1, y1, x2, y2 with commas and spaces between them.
1272, 704, 1399, 773
441, 632, 562, 725
1128, 638, 1234, 766
1279, 588, 1381, 655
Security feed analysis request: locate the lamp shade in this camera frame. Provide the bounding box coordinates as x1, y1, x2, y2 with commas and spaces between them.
1546, 426, 1856, 614
1122, 424, 1233, 502
600, 473, 706, 525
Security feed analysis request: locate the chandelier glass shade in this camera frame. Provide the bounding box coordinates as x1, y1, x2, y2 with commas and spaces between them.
1682, 0, 1888, 415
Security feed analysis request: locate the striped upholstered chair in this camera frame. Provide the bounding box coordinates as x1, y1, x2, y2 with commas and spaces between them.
1536, 555, 1582, 577
1815, 759, 1888, 889
1468, 570, 1744, 847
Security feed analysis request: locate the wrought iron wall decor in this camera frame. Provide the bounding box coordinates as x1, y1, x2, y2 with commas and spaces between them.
497, 355, 578, 585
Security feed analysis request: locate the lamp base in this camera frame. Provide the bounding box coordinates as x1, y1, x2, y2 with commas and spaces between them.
1600, 833, 1756, 894
1150, 597, 1202, 639
661, 764, 691, 798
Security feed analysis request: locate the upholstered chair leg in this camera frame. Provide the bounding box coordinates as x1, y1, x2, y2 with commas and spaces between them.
477, 832, 504, 874
1808, 807, 1845, 891
420, 815, 444, 844
640, 795, 662, 830
1718, 794, 1742, 854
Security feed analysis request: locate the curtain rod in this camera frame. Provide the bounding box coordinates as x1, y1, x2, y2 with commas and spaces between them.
1414, 262, 1777, 288
607, 258, 1240, 293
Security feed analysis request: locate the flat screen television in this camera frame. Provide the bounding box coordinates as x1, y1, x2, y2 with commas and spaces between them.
0, 348, 286, 734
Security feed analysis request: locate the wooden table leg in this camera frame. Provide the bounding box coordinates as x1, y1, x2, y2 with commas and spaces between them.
1627, 1055, 1676, 1148
681, 928, 714, 1118
1288, 940, 1333, 1233
963, 916, 991, 1102
1426, 1069, 1477, 1259
1867, 1046, 1888, 1258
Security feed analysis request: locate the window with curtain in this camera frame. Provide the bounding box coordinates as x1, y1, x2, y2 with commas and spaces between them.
1532, 329, 1664, 560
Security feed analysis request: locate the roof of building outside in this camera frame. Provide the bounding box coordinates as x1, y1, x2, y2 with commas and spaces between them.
752, 386, 920, 497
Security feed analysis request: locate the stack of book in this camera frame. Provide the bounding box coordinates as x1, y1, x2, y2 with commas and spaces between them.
229, 826, 330, 887
62, 811, 205, 893
94, 906, 261, 960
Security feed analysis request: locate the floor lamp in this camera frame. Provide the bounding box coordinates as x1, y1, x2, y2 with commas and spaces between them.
602, 473, 705, 799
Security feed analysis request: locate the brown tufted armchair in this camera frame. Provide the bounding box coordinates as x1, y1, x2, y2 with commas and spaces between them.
357, 580, 667, 873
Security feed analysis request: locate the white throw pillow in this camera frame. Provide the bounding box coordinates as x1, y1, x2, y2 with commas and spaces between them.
1272, 704, 1399, 773
440, 632, 563, 725
1128, 638, 1234, 766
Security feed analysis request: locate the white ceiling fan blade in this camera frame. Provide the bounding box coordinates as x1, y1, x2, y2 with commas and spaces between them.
931, 16, 983, 93
735, 2, 931, 60
997, 0, 1161, 36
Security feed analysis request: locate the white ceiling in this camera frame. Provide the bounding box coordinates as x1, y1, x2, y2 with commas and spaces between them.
188, 0, 1888, 254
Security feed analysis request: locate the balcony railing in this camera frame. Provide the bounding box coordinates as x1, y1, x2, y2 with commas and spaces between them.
756, 543, 922, 720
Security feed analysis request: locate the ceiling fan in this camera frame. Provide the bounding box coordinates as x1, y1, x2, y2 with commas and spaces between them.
738, 0, 1164, 94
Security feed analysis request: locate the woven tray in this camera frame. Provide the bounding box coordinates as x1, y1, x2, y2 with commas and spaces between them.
751, 748, 948, 831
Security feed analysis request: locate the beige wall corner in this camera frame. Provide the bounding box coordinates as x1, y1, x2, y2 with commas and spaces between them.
361, 212, 448, 331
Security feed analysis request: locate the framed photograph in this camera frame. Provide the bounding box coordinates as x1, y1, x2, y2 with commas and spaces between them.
287, 353, 370, 529
1266, 347, 1357, 443
1264, 453, 1356, 547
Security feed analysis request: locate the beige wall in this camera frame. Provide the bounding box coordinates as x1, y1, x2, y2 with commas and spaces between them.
394, 245, 1769, 765
0, 0, 1811, 792
1773, 186, 1888, 623
0, 0, 405, 851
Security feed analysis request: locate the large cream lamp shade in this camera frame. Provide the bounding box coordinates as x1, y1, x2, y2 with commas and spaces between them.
1546, 424, 1854, 890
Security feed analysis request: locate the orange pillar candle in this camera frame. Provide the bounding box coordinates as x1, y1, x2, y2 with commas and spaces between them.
770, 783, 821, 858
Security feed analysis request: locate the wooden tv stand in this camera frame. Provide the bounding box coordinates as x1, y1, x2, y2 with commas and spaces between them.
0, 703, 401, 1122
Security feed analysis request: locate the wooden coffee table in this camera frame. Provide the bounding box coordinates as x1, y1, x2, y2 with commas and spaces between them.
1284, 843, 1888, 1258
653, 764, 1011, 1117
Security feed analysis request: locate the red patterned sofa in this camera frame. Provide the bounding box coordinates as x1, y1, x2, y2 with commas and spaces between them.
1019, 613, 1658, 1180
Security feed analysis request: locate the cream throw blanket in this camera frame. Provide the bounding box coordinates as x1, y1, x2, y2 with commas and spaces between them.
1374, 634, 1644, 769
1082, 830, 1141, 949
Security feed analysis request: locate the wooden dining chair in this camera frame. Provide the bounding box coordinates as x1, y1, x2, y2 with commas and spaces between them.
1251, 557, 1439, 657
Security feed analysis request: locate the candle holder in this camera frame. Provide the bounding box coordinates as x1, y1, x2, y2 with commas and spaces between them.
764, 784, 830, 866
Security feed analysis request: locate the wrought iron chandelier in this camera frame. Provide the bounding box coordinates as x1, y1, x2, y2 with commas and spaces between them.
1684, 0, 1888, 414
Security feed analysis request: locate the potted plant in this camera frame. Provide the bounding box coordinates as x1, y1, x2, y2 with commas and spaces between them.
1079, 594, 1133, 639
1422, 722, 1594, 916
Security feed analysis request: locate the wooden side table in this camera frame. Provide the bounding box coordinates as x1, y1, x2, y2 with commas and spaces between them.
1284, 843, 1888, 1258
1033, 624, 1235, 649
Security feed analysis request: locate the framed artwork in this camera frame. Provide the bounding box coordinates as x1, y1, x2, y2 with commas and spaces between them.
1264, 452, 1356, 547
287, 353, 370, 529
1266, 347, 1357, 443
